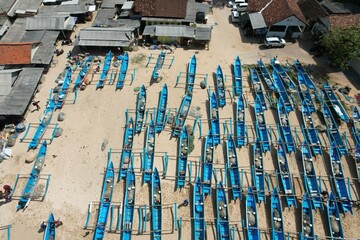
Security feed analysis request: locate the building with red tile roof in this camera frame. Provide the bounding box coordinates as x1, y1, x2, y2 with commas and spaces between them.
0, 42, 35, 65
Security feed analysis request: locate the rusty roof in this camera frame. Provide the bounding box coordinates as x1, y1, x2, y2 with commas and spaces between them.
248, 0, 307, 26
0, 42, 33, 65
298, 0, 328, 22
134, 0, 187, 18
329, 14, 360, 29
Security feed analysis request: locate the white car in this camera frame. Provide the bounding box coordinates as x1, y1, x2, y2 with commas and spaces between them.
231, 11, 240, 23
264, 37, 286, 48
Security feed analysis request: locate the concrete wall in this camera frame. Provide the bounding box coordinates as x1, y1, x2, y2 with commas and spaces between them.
266, 15, 306, 38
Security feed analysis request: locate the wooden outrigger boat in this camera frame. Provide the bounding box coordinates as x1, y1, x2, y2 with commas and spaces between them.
300, 192, 315, 240
277, 139, 297, 208
93, 161, 115, 240
301, 140, 323, 210
119, 117, 135, 179
43, 213, 56, 240
187, 55, 197, 93
257, 59, 277, 92
253, 138, 266, 204
298, 72, 316, 113
55, 67, 72, 109
172, 93, 192, 138
327, 192, 345, 239
294, 59, 317, 90
135, 85, 146, 134
323, 82, 350, 122
151, 167, 162, 240
329, 144, 353, 214
97, 51, 113, 89
236, 95, 246, 147
271, 58, 297, 91
301, 100, 322, 156
246, 186, 260, 240
209, 92, 221, 145
116, 52, 129, 90
271, 188, 285, 240
226, 134, 242, 200
155, 84, 168, 133
352, 106, 360, 143
28, 98, 55, 150
193, 176, 206, 240
233, 56, 242, 96
273, 70, 293, 113
202, 131, 214, 196
121, 166, 136, 240
74, 56, 93, 89
216, 65, 226, 107
251, 68, 267, 111
216, 181, 230, 240
152, 51, 166, 81
322, 101, 348, 156
176, 126, 189, 189
355, 143, 360, 181
18, 141, 47, 210
255, 96, 270, 153
143, 120, 156, 183
278, 97, 296, 153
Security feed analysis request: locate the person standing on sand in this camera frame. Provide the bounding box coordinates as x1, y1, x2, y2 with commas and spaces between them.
32, 100, 41, 111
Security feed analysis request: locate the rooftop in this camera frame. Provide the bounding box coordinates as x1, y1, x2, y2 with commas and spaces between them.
0, 42, 33, 65
7, 0, 43, 17
298, 0, 328, 22
78, 27, 135, 47
322, 2, 360, 14
101, 0, 126, 9
26, 16, 76, 31
93, 9, 140, 28
142, 25, 195, 38
134, 0, 188, 19
329, 14, 360, 28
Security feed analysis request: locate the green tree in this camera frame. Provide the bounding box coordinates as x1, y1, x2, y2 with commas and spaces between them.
321, 27, 360, 69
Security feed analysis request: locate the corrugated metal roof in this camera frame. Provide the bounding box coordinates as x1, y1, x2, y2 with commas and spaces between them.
1, 18, 26, 42
78, 40, 130, 47
93, 9, 140, 28
0, 18, 11, 37
38, 2, 88, 15
7, 0, 43, 17
101, 0, 126, 8
26, 16, 76, 30
185, 0, 210, 22
78, 27, 133, 46
0, 69, 22, 96
249, 12, 266, 29
195, 27, 211, 40
0, 0, 16, 14
143, 25, 195, 38
0, 67, 44, 117
31, 31, 59, 64
122, 1, 134, 10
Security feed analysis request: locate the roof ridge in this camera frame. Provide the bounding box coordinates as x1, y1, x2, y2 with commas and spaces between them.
259, 0, 274, 13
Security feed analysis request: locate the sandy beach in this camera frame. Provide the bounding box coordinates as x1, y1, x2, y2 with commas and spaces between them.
0, 7, 359, 240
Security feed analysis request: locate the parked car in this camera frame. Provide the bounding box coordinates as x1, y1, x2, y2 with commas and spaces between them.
231, 10, 240, 23
264, 37, 286, 48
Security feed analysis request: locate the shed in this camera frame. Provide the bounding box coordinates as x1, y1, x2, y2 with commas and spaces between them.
248, 12, 266, 29
195, 27, 211, 40
0, 69, 22, 96
78, 27, 135, 47
26, 16, 77, 31
101, 0, 126, 9
7, 0, 43, 17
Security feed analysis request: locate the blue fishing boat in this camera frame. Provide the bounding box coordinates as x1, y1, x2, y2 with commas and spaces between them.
187, 55, 197, 93
226, 134, 242, 200
43, 213, 56, 240
74, 56, 93, 89
355, 143, 360, 181
119, 118, 135, 180
54, 67, 72, 109
216, 181, 230, 240
152, 51, 166, 81
234, 56, 242, 96
94, 161, 115, 240
301, 100, 322, 156
294, 59, 317, 90
177, 126, 189, 189
116, 52, 129, 90
193, 176, 205, 240
155, 84, 168, 133
322, 101, 348, 156
202, 131, 214, 196
271, 188, 285, 240
298, 72, 316, 113
143, 120, 156, 183
255, 96, 270, 153
18, 141, 47, 210
151, 167, 162, 240
209, 92, 221, 145
121, 166, 136, 240
257, 59, 276, 92
135, 85, 146, 134
300, 192, 315, 240
271, 58, 297, 91
323, 82, 350, 122
253, 138, 265, 204
97, 51, 113, 89
278, 97, 296, 153
251, 68, 267, 110
28, 98, 55, 150
246, 186, 260, 240
352, 106, 360, 143
277, 139, 297, 208
327, 192, 345, 239
329, 144, 353, 214
236, 95, 246, 147
172, 93, 192, 138
273, 70, 293, 113
216, 65, 226, 107
301, 140, 323, 210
